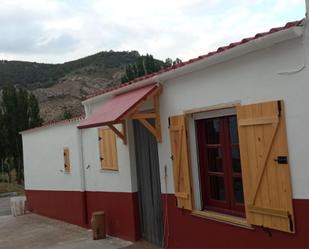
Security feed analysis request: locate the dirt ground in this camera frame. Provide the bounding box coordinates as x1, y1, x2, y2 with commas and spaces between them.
0, 213, 132, 249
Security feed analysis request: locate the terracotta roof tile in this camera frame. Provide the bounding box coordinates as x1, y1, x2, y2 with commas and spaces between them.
20, 115, 85, 134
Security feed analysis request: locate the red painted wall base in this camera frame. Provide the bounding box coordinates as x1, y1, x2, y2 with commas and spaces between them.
25, 190, 140, 241
26, 190, 309, 248
162, 194, 309, 248
86, 191, 140, 241
25, 190, 87, 227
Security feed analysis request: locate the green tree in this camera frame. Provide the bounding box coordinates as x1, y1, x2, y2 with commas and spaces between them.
28, 93, 43, 127
121, 54, 177, 84
0, 85, 42, 184
173, 58, 182, 65
126, 64, 136, 81
164, 58, 173, 68
136, 58, 145, 77
62, 109, 73, 120
0, 110, 6, 182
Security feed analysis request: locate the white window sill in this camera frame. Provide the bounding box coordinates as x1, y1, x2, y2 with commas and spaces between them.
192, 210, 254, 230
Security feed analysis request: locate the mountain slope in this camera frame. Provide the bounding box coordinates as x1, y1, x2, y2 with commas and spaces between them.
0, 51, 140, 88
0, 51, 166, 122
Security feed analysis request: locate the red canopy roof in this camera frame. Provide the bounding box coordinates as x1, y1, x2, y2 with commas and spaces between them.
78, 84, 158, 129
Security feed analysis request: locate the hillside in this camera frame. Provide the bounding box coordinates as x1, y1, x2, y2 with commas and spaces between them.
0, 51, 140, 88
0, 51, 166, 122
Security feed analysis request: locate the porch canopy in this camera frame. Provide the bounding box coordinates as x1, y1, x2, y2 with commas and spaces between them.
78, 84, 162, 143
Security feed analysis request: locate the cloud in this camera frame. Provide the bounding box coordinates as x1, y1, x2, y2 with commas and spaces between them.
0, 0, 305, 63
0, 0, 79, 56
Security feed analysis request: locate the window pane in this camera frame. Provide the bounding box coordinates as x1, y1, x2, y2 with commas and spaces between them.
231, 147, 241, 173
229, 116, 239, 144
207, 148, 223, 172
205, 118, 220, 144
234, 178, 244, 204
209, 176, 225, 201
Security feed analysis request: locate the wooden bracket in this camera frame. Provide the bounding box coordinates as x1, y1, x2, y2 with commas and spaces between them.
108, 121, 127, 144
130, 88, 162, 143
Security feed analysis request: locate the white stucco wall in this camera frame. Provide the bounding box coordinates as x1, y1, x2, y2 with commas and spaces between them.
22, 25, 309, 200
80, 120, 138, 192
157, 36, 309, 199
22, 121, 83, 191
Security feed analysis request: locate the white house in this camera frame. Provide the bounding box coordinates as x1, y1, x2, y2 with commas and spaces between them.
21, 13, 309, 248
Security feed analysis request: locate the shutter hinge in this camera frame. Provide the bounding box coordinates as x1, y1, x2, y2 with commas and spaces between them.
168, 117, 171, 128
288, 213, 294, 232
170, 155, 174, 161
100, 157, 104, 161
98, 136, 102, 141
277, 100, 282, 117
261, 226, 272, 237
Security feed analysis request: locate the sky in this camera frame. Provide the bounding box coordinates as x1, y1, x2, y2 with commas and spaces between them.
0, 0, 306, 64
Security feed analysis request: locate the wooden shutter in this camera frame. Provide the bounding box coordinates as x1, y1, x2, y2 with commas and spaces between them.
237, 100, 294, 233
63, 147, 70, 172
98, 128, 118, 170
168, 115, 193, 210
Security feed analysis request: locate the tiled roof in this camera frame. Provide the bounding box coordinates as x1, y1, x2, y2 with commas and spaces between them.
20, 115, 85, 134
85, 19, 304, 101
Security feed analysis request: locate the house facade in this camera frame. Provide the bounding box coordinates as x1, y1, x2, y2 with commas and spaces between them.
22, 18, 309, 248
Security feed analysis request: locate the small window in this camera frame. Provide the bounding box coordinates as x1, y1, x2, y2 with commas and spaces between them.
196, 115, 244, 217
63, 147, 71, 173
98, 128, 118, 171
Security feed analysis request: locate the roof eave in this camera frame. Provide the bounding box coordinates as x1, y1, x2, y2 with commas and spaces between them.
82, 26, 303, 106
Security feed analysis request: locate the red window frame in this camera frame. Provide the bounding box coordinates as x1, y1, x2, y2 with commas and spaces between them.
196, 115, 245, 217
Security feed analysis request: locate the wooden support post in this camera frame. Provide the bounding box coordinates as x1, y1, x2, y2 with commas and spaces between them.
122, 120, 127, 145
153, 93, 162, 143
130, 88, 162, 143
138, 118, 158, 139
131, 113, 157, 119
108, 123, 127, 144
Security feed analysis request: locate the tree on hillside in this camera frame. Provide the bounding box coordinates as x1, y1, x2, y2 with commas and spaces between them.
164, 58, 173, 68
0, 110, 7, 181
0, 85, 42, 184
121, 55, 182, 84
173, 58, 182, 65
61, 109, 73, 120
28, 93, 43, 127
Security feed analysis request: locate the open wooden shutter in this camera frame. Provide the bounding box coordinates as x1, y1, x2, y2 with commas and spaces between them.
98, 128, 118, 170
168, 115, 193, 210
237, 100, 294, 233
63, 147, 71, 172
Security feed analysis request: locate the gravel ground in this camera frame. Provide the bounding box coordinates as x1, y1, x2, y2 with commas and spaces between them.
0, 213, 132, 249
